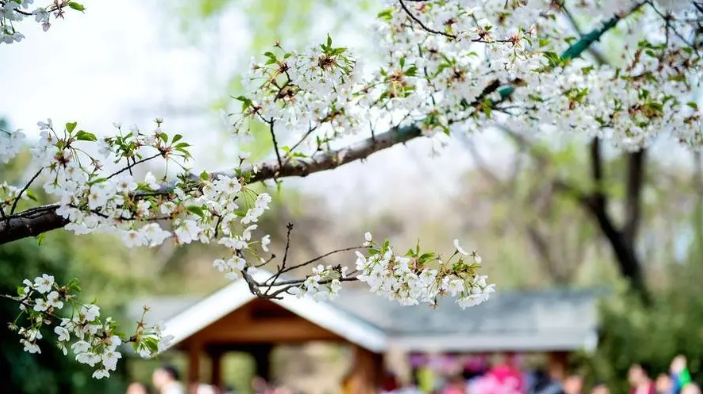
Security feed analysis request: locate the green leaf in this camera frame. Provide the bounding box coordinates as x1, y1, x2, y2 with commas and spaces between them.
172, 134, 183, 143
160, 133, 168, 143
186, 205, 205, 218
36, 233, 46, 246
68, 2, 85, 11
542, 51, 561, 68
25, 189, 38, 202
75, 130, 97, 141
377, 8, 393, 20
687, 102, 699, 110
87, 177, 108, 186
200, 170, 210, 180
418, 252, 435, 265
263, 51, 277, 65
65, 122, 78, 133
581, 65, 595, 75
144, 336, 159, 352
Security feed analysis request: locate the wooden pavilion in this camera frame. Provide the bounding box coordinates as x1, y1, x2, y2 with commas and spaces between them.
136, 271, 386, 394
130, 271, 601, 394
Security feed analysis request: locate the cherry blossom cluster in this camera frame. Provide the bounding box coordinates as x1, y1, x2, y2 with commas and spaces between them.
501, 50, 702, 150
0, 0, 84, 44
230, 36, 366, 158
0, 129, 25, 162
0, 180, 25, 210
222, 0, 703, 155
17, 119, 274, 273
286, 233, 494, 308
286, 263, 348, 301
356, 234, 494, 308
7, 274, 172, 379
365, 0, 703, 148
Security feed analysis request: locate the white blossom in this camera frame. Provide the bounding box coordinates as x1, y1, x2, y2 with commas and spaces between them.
33, 274, 54, 294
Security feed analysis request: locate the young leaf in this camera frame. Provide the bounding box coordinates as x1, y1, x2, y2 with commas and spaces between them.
75, 130, 98, 141
66, 122, 78, 133
186, 205, 205, 218
25, 189, 38, 202
68, 2, 85, 11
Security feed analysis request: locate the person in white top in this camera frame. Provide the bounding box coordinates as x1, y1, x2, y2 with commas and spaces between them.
152, 365, 186, 394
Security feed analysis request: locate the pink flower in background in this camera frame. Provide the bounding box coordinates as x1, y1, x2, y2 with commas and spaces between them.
470, 375, 523, 394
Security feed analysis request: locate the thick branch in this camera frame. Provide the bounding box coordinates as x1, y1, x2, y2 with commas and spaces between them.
0, 125, 422, 245
623, 150, 646, 243
590, 139, 607, 208
0, 205, 68, 244
554, 176, 650, 303
244, 124, 421, 182
525, 224, 570, 285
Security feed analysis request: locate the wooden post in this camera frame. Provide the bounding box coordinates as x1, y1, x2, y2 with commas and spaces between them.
343, 345, 381, 394
210, 350, 224, 390
251, 344, 273, 381
188, 341, 203, 392
547, 351, 569, 382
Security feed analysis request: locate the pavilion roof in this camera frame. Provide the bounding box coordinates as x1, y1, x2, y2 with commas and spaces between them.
129, 272, 603, 354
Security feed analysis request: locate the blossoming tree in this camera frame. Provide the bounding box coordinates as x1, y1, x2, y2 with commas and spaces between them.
0, 0, 701, 381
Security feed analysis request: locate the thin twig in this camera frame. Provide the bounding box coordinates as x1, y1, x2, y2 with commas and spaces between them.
0, 293, 63, 321
10, 168, 44, 215
105, 153, 161, 181
398, 0, 457, 39
279, 245, 363, 274
268, 120, 283, 170
264, 276, 359, 300
647, 0, 700, 56
254, 254, 277, 268
284, 125, 318, 163
264, 223, 294, 290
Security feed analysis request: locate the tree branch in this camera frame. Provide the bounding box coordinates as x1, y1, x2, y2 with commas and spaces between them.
267, 120, 283, 170
589, 139, 607, 209
398, 0, 457, 39
0, 124, 422, 245
623, 150, 646, 243
10, 167, 44, 215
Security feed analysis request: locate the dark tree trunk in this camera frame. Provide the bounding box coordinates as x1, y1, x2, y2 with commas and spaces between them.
583, 141, 650, 304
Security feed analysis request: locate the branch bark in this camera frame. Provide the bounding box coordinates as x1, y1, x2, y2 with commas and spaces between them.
623, 150, 646, 242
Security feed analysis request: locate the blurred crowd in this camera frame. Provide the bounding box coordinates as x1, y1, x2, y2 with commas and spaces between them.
125, 365, 295, 394
382, 354, 699, 394
124, 354, 700, 394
